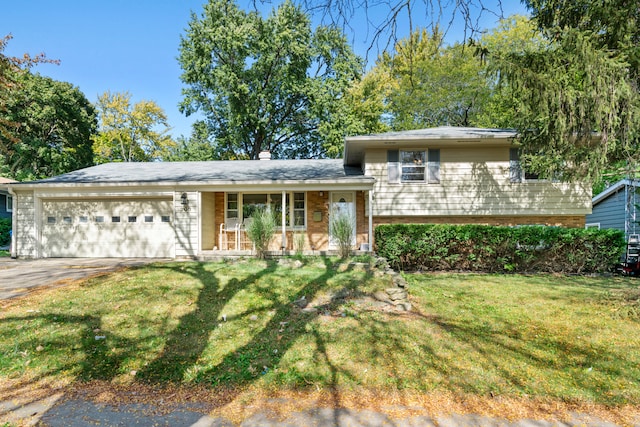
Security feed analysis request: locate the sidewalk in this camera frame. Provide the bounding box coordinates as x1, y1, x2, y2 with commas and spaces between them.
1, 393, 635, 427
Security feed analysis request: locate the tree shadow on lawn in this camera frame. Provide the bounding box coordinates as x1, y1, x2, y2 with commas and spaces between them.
137, 260, 279, 382
133, 257, 392, 408
408, 306, 638, 406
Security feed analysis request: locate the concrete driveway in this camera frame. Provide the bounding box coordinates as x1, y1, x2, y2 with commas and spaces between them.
0, 257, 165, 300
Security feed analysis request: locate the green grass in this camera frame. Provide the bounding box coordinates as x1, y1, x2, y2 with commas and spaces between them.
0, 259, 639, 408
0, 250, 9, 257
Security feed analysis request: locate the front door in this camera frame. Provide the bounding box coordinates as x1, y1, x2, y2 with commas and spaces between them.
329, 191, 356, 249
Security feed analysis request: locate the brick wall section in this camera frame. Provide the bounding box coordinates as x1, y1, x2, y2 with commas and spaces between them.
355, 191, 368, 248
214, 192, 225, 249
373, 215, 586, 228
306, 190, 329, 250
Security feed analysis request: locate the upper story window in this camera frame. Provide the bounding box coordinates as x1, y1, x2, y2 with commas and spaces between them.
388, 149, 440, 184
510, 148, 539, 182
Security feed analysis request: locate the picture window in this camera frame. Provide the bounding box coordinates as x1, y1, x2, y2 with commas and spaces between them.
225, 192, 306, 228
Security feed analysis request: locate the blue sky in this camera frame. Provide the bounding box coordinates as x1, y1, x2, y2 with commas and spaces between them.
2, 0, 528, 139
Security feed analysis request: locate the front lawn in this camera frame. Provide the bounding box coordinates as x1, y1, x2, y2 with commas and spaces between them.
0, 258, 638, 421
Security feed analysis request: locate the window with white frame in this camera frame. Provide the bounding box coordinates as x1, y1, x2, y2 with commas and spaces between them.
510, 148, 539, 182
388, 149, 440, 184
225, 192, 306, 228
5, 195, 12, 212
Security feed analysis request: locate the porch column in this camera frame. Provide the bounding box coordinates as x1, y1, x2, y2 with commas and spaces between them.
281, 190, 286, 250
368, 190, 373, 252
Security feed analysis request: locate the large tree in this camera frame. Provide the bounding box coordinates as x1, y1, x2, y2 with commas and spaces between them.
488, 1, 640, 182
93, 91, 174, 163
1, 34, 60, 179
178, 0, 364, 159
379, 28, 491, 129
0, 70, 96, 180
354, 18, 539, 132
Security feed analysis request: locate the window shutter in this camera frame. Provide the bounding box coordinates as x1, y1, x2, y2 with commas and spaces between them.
387, 150, 400, 183
510, 148, 523, 183
428, 149, 440, 184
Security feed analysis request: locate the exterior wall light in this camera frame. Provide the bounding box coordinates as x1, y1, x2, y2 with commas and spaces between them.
181, 193, 190, 212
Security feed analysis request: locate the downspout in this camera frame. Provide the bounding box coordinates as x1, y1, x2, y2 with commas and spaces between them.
368, 190, 373, 252
281, 191, 286, 252
8, 187, 16, 258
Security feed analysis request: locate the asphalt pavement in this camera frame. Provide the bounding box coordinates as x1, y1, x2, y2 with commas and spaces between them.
0, 257, 162, 299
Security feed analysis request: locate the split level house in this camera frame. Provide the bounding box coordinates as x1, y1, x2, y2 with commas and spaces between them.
7, 127, 592, 259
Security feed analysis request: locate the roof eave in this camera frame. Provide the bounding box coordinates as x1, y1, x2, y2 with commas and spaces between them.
8, 177, 375, 191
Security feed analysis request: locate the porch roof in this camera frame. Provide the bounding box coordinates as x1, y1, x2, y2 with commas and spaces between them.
10, 159, 374, 189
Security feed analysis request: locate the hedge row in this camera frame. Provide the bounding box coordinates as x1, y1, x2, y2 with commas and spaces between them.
374, 224, 626, 273
0, 218, 10, 247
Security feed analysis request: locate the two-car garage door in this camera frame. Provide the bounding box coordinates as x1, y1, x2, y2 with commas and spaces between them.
41, 198, 175, 258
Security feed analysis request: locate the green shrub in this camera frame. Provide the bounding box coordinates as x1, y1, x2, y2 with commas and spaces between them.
0, 218, 10, 246
293, 231, 306, 256
375, 224, 625, 273
330, 208, 355, 259
245, 208, 277, 259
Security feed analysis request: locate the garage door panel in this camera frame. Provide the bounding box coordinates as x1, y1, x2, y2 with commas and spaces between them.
41, 199, 175, 258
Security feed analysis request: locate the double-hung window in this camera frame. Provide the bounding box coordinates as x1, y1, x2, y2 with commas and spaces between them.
388, 149, 440, 184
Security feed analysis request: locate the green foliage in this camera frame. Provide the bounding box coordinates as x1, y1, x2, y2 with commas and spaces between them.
0, 218, 10, 246
490, 1, 640, 183
245, 208, 277, 259
329, 208, 355, 259
93, 91, 175, 163
178, 0, 365, 160
164, 121, 219, 161
0, 34, 58, 151
375, 224, 626, 273
359, 19, 541, 131
293, 231, 306, 256
0, 70, 96, 180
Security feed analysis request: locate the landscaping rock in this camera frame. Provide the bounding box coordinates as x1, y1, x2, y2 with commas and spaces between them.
293, 296, 308, 308
385, 288, 408, 301
394, 302, 412, 311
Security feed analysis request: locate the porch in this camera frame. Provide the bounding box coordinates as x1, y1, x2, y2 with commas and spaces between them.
196, 189, 373, 256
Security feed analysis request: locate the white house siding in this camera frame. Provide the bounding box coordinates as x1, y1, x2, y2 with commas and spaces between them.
14, 191, 37, 258
365, 147, 591, 217
174, 191, 199, 257
40, 198, 175, 258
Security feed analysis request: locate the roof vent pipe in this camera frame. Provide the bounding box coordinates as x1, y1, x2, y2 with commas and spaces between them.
259, 151, 271, 160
